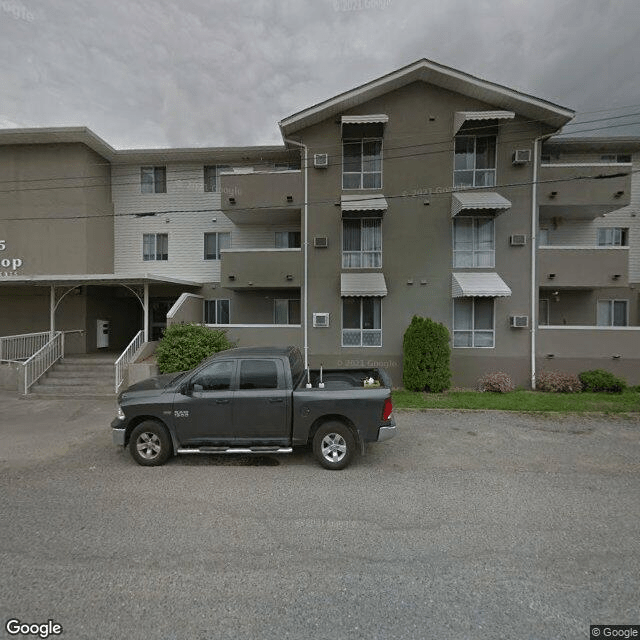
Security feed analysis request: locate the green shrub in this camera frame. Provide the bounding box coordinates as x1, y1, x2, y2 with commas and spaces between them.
402, 315, 451, 392
155, 323, 235, 373
478, 372, 515, 393
578, 369, 626, 393
536, 370, 582, 393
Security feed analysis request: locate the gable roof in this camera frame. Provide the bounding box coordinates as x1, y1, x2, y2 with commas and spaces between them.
279, 58, 574, 138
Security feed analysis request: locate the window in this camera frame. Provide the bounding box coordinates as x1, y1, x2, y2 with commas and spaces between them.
342, 297, 381, 346
342, 218, 382, 268
205, 299, 230, 324
191, 360, 234, 391
454, 135, 496, 187
141, 166, 166, 193
343, 139, 382, 189
597, 300, 628, 327
453, 298, 494, 347
275, 231, 301, 248
204, 165, 230, 192
601, 154, 631, 163
274, 299, 300, 324
239, 360, 279, 390
597, 227, 628, 246
540, 154, 551, 164
204, 232, 231, 260
453, 218, 494, 267
538, 227, 550, 246
142, 233, 168, 261
539, 299, 549, 326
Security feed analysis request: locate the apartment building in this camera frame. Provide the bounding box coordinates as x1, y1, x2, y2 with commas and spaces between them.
1, 59, 638, 387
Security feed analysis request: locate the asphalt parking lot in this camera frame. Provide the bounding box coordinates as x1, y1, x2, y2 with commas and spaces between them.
1, 392, 639, 640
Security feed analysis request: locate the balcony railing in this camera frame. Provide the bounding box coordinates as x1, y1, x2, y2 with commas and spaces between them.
221, 248, 302, 289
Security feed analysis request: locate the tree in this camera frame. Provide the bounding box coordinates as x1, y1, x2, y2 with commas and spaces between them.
402, 316, 451, 392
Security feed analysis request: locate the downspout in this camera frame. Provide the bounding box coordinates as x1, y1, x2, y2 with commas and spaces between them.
283, 138, 309, 371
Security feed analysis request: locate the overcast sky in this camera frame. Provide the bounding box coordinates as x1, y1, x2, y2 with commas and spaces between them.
0, 0, 638, 149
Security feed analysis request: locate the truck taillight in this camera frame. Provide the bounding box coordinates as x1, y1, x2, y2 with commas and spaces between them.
382, 398, 393, 421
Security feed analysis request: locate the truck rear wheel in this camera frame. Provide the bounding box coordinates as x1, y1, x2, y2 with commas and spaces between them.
312, 422, 356, 470
129, 421, 172, 467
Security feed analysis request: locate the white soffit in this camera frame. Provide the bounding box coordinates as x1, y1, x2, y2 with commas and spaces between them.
452, 272, 512, 298
341, 114, 389, 125
451, 192, 511, 217
341, 273, 388, 297
453, 110, 515, 135
341, 194, 388, 211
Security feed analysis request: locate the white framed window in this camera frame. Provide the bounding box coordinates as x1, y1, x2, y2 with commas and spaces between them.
453, 217, 494, 267
454, 135, 496, 188
275, 231, 301, 248
141, 166, 166, 193
203, 165, 230, 192
142, 233, 168, 261
342, 218, 382, 268
342, 138, 382, 189
342, 297, 382, 347
204, 232, 231, 260
205, 299, 230, 324
453, 298, 495, 348
274, 299, 301, 324
597, 300, 628, 327
601, 154, 631, 163
597, 227, 628, 246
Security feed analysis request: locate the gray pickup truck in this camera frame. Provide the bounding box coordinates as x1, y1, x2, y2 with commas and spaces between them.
112, 346, 396, 470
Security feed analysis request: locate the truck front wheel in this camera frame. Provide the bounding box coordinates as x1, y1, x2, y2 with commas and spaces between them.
129, 421, 172, 467
312, 422, 356, 470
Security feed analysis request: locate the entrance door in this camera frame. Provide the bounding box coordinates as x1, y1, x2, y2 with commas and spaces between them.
150, 299, 174, 341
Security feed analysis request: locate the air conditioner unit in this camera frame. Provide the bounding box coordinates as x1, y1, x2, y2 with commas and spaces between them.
510, 315, 529, 328
512, 149, 531, 165
313, 236, 328, 248
510, 234, 527, 246
313, 313, 330, 328
314, 153, 328, 168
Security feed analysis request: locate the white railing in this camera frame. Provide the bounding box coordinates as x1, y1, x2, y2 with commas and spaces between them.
22, 331, 64, 394
115, 330, 145, 393
0, 331, 50, 362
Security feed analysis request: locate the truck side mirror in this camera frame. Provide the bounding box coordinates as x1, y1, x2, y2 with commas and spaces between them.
192, 383, 204, 393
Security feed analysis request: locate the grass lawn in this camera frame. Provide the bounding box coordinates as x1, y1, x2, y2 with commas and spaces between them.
393, 389, 640, 413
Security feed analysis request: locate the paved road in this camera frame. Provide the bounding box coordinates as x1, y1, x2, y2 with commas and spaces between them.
1, 393, 639, 640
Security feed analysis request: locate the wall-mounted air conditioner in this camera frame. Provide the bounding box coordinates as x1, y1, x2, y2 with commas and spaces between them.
314, 154, 328, 168
510, 315, 529, 328
512, 149, 531, 165
510, 234, 527, 246
313, 313, 330, 327
313, 236, 328, 248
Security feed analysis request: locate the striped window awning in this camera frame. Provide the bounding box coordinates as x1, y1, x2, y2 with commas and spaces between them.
453, 110, 515, 135
452, 272, 511, 298
451, 192, 511, 217
341, 273, 388, 297
341, 194, 388, 212
341, 114, 389, 125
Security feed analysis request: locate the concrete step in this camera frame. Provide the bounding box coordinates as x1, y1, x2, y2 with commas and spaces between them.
39, 376, 115, 386
46, 368, 115, 378
31, 384, 115, 396
55, 362, 115, 371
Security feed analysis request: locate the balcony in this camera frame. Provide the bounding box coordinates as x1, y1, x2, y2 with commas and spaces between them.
219, 170, 302, 225
538, 246, 628, 288
538, 164, 631, 218
220, 248, 302, 290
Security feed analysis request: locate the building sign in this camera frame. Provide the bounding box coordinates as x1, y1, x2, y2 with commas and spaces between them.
0, 240, 24, 276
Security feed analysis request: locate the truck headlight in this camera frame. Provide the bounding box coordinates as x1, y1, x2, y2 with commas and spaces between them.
116, 405, 125, 420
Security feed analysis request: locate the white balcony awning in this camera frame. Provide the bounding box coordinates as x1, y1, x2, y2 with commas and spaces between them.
341, 273, 388, 297
452, 272, 511, 298
453, 110, 515, 135
341, 194, 388, 212
451, 192, 511, 217
341, 114, 389, 125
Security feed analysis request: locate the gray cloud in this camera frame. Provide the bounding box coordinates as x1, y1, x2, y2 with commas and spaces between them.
0, 0, 638, 148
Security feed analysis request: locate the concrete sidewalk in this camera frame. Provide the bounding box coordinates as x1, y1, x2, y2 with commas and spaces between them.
0, 391, 116, 466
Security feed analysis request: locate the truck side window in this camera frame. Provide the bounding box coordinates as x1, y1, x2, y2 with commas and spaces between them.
191, 361, 233, 391
239, 360, 279, 390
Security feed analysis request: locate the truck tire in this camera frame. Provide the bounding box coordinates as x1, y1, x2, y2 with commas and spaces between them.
312, 421, 356, 470
129, 421, 172, 467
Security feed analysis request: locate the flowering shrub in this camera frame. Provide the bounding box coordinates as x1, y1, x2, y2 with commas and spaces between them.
579, 369, 626, 393
536, 370, 582, 393
477, 372, 515, 393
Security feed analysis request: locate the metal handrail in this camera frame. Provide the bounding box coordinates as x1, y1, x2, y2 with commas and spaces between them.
21, 331, 64, 394
0, 331, 50, 362
115, 330, 145, 393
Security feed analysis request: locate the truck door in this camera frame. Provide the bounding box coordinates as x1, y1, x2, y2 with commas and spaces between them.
172, 359, 236, 445
233, 359, 289, 444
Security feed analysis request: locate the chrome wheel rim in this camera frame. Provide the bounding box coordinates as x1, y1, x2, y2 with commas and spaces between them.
136, 432, 162, 460
320, 433, 347, 463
